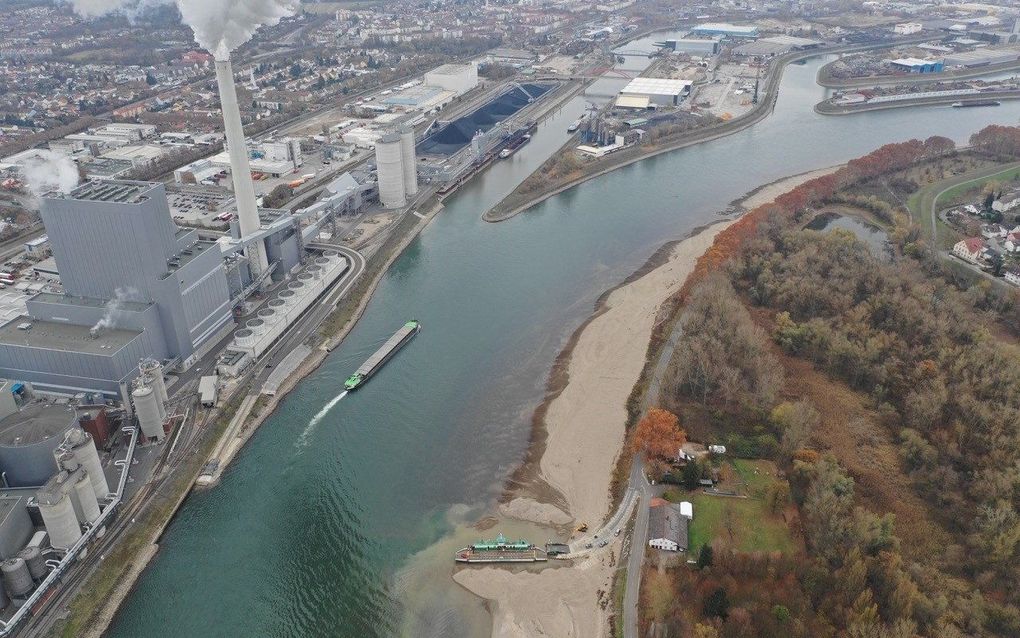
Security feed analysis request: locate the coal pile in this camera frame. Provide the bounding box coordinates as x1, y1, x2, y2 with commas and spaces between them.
418, 83, 553, 156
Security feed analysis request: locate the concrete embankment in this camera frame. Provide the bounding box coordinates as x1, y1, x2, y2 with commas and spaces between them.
483, 37, 932, 224
816, 90, 1020, 115
817, 58, 1020, 89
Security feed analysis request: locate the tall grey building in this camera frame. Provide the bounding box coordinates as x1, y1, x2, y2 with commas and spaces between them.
0, 181, 234, 396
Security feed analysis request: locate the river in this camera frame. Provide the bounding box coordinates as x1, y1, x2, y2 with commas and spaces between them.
106, 43, 1020, 638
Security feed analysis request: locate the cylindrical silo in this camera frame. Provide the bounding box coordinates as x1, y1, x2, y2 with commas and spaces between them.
375, 132, 406, 208
55, 428, 109, 502
17, 546, 46, 581
140, 359, 168, 406
132, 386, 165, 442
37, 473, 82, 550
399, 127, 418, 196
1, 559, 32, 597
0, 404, 76, 487
73, 470, 100, 524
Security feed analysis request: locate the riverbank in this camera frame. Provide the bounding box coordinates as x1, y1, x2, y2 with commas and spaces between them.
456, 221, 734, 637
816, 90, 1020, 115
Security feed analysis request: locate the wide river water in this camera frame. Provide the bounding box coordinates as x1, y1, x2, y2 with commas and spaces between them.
107, 40, 1020, 638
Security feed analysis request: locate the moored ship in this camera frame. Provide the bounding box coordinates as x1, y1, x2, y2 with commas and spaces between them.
455, 533, 547, 563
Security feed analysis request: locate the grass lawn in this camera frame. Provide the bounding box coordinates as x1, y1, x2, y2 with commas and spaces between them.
665, 459, 798, 556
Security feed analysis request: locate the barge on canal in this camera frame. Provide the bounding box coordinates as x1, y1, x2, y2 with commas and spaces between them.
455, 533, 548, 563
344, 320, 420, 390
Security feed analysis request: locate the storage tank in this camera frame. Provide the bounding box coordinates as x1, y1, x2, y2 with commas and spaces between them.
17, 546, 46, 581
1, 558, 31, 597
37, 473, 82, 550
139, 359, 168, 405
375, 132, 406, 208
399, 127, 418, 196
55, 428, 109, 502
73, 470, 100, 523
132, 386, 165, 442
0, 404, 76, 487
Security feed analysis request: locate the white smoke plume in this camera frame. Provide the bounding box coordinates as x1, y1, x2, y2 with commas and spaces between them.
60, 0, 296, 60
91, 287, 140, 336
20, 150, 80, 197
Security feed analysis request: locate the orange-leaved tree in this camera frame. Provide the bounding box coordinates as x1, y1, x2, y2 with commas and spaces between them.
632, 408, 686, 462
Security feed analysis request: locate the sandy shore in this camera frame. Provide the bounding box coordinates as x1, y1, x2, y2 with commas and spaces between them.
455, 222, 733, 637
738, 165, 842, 211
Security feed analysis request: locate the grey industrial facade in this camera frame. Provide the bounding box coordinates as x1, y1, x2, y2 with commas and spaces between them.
0, 181, 234, 396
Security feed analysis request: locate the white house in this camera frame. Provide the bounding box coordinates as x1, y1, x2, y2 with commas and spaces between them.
894, 22, 922, 35
993, 197, 1020, 213
953, 237, 985, 264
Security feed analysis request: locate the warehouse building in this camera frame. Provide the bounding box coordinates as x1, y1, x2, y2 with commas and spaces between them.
889, 57, 945, 73
944, 47, 1020, 68
424, 63, 478, 96
663, 37, 722, 56
689, 23, 759, 39
617, 77, 693, 108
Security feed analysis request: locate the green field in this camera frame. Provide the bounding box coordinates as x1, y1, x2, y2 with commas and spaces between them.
667, 460, 798, 555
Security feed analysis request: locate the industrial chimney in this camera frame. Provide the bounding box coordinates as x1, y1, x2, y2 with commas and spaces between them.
215, 57, 269, 273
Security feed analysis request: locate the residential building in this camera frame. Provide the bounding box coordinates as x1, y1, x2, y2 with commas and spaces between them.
953, 237, 985, 263
648, 498, 688, 552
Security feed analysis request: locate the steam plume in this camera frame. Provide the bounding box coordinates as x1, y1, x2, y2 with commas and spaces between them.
60, 0, 296, 60
21, 150, 80, 197
90, 287, 140, 336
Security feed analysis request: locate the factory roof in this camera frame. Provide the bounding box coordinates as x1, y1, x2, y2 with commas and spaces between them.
616, 95, 651, 109
0, 403, 75, 447
65, 180, 153, 204
691, 23, 759, 36
82, 158, 134, 179
487, 48, 535, 61
0, 316, 142, 355
0, 495, 25, 528
620, 77, 693, 96
890, 57, 940, 67
429, 63, 475, 75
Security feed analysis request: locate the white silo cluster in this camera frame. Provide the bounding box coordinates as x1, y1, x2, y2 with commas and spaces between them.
36, 465, 98, 551
138, 359, 168, 406
229, 252, 350, 360
54, 428, 110, 502
375, 128, 418, 209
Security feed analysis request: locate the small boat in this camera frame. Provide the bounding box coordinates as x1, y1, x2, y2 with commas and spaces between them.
455, 533, 547, 563
499, 134, 531, 159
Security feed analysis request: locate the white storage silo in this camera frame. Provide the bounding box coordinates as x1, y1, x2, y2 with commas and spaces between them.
375, 132, 406, 208
17, 546, 46, 581
37, 480, 81, 550
55, 428, 109, 502
1, 558, 32, 597
399, 127, 418, 196
73, 469, 101, 524
140, 359, 168, 406
132, 386, 165, 442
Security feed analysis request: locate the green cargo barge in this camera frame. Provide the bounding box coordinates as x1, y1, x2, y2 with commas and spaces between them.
344, 320, 420, 390
455, 533, 547, 563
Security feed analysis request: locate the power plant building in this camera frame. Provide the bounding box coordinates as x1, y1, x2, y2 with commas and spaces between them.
0, 181, 234, 396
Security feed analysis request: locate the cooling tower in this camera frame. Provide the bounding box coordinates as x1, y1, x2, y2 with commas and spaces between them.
215, 57, 269, 273
399, 127, 418, 196
375, 133, 406, 209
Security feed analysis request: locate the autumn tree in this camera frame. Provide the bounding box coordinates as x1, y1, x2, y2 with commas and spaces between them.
631, 408, 686, 466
